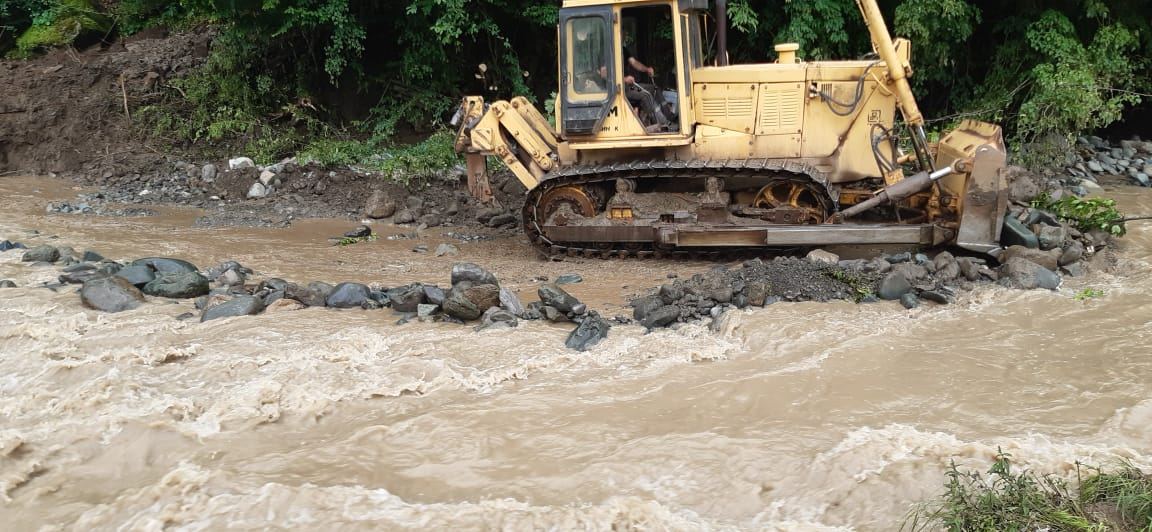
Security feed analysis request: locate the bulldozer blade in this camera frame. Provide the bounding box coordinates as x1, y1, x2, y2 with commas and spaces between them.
955, 144, 1008, 253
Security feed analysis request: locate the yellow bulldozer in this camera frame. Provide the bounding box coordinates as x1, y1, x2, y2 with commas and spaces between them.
452, 0, 1007, 258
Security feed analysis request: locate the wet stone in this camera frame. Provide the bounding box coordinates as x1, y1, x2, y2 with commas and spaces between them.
386, 284, 426, 312
899, 293, 920, 309
81, 250, 104, 262
201, 295, 265, 322
641, 305, 680, 329
919, 290, 952, 305
658, 284, 683, 305
538, 284, 581, 313
0, 280, 16, 288
326, 282, 372, 309
499, 287, 525, 316
555, 274, 584, 285
81, 276, 145, 313
423, 285, 446, 306
443, 288, 482, 321
565, 311, 610, 351
632, 295, 664, 321
114, 264, 156, 287
22, 245, 60, 263
878, 271, 913, 300
131, 257, 199, 274
143, 272, 210, 299
477, 307, 518, 331
451, 263, 499, 288
1001, 216, 1040, 249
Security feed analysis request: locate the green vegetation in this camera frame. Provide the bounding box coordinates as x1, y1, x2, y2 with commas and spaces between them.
2, 0, 1150, 167
906, 451, 1152, 531
336, 234, 378, 247
1075, 287, 1106, 301
826, 269, 875, 303
1032, 194, 1127, 236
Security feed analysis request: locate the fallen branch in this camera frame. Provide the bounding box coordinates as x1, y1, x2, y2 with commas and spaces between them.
1122, 215, 1152, 222
118, 73, 131, 124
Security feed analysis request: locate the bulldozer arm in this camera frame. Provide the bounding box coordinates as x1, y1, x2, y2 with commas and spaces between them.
452, 95, 561, 202
937, 120, 1009, 253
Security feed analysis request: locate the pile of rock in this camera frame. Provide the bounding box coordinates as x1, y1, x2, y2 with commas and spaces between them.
45, 194, 158, 217
1063, 136, 1152, 188
229, 156, 296, 200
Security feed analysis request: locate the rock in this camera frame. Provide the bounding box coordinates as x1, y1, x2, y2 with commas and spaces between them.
476, 207, 502, 223
434, 243, 459, 257
478, 307, 519, 331
631, 295, 664, 321
115, 264, 156, 287
1035, 224, 1068, 251
284, 283, 327, 307
1001, 258, 1061, 290
259, 170, 277, 186
216, 269, 246, 287
418, 214, 443, 227
886, 252, 912, 264
1060, 262, 1085, 278
463, 284, 501, 310
393, 209, 418, 224
326, 282, 372, 308
412, 244, 429, 253
344, 225, 372, 238
143, 272, 210, 299
1000, 245, 1061, 272
420, 285, 445, 306
878, 271, 913, 300
1087, 160, 1104, 173
22, 245, 60, 263
413, 304, 437, 319
1059, 241, 1085, 266
361, 298, 384, 310
364, 190, 397, 219
538, 284, 581, 313
0, 280, 17, 288
1001, 216, 1040, 249
0, 240, 25, 252
957, 257, 981, 282
201, 295, 265, 322
229, 157, 255, 170
81, 276, 145, 313
499, 287, 525, 316
201, 164, 217, 182
131, 257, 199, 274
920, 290, 951, 305
1006, 166, 1045, 203
890, 263, 929, 283
247, 182, 268, 199
451, 263, 499, 288
1135, 173, 1150, 187
541, 305, 567, 322
555, 274, 584, 285
261, 278, 289, 292
266, 298, 306, 313
932, 252, 961, 282
566, 312, 610, 351
658, 284, 684, 305
899, 293, 920, 309
806, 249, 839, 265
487, 213, 517, 227
386, 284, 426, 312
641, 305, 680, 329
443, 288, 482, 321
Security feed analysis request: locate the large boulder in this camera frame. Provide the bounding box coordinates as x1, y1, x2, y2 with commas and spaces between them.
566, 312, 611, 351
364, 190, 397, 219
641, 305, 680, 329
538, 284, 581, 313
115, 264, 156, 287
1001, 217, 1040, 249
130, 257, 199, 274
443, 288, 482, 321
1000, 258, 1061, 290
327, 282, 372, 308
1000, 246, 1061, 272
81, 277, 145, 313
631, 295, 664, 321
21, 245, 60, 263
450, 263, 499, 288
1059, 241, 1085, 266
463, 284, 501, 311
1035, 224, 1068, 251
201, 295, 265, 322
143, 272, 210, 299
932, 252, 961, 282
284, 282, 328, 307
877, 271, 913, 300
387, 284, 426, 312
477, 307, 519, 331
499, 287, 525, 316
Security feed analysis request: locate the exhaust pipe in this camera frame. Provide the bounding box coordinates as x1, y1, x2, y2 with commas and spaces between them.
837, 166, 954, 220
716, 0, 728, 66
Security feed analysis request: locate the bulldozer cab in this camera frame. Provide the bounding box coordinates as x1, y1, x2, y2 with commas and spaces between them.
559, 0, 704, 142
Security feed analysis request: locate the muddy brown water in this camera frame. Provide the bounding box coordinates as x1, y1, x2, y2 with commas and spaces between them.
2, 176, 1151, 530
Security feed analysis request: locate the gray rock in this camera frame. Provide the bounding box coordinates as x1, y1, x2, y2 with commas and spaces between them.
327, 282, 372, 308
1059, 241, 1085, 266
806, 249, 839, 265
886, 252, 912, 264
1000, 246, 1061, 272
143, 272, 210, 299
632, 295, 664, 321
541, 305, 568, 322
451, 263, 499, 288
259, 170, 277, 186
386, 284, 426, 312
443, 287, 482, 321
932, 252, 961, 282
201, 164, 217, 182
434, 243, 459, 257
284, 283, 327, 307
422, 285, 446, 306
247, 182, 268, 199
0, 240, 25, 252
878, 271, 913, 300
22, 245, 60, 263
1001, 258, 1061, 290
462, 284, 501, 311
538, 284, 581, 313
487, 213, 517, 227
920, 290, 952, 305
216, 268, 247, 287
419, 214, 443, 227
115, 264, 156, 287
641, 305, 680, 329
1035, 224, 1068, 251
566, 312, 610, 351
899, 293, 920, 309
478, 307, 519, 331
1087, 160, 1104, 173
81, 250, 104, 262
364, 190, 397, 219
261, 278, 289, 292
417, 304, 440, 318
131, 257, 199, 274
201, 295, 265, 322
745, 281, 770, 306
555, 274, 584, 285
1060, 263, 1085, 278
658, 284, 684, 305
891, 263, 929, 283
344, 225, 372, 238
0, 280, 17, 288
1135, 173, 1150, 187
957, 257, 981, 282
394, 209, 418, 224
499, 287, 525, 316
81, 276, 145, 313
1001, 216, 1040, 249
228, 157, 255, 170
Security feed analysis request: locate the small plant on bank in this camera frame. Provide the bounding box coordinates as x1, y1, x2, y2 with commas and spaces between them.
825, 269, 874, 303
906, 450, 1152, 531
1074, 288, 1105, 301
1032, 194, 1127, 236
336, 234, 378, 246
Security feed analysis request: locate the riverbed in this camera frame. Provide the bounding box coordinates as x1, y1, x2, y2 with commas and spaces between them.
2, 177, 1150, 530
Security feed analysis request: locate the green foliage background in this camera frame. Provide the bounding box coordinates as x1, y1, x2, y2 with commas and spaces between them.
1, 0, 1149, 164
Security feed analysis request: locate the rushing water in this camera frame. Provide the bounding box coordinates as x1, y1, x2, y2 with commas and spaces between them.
2, 177, 1151, 530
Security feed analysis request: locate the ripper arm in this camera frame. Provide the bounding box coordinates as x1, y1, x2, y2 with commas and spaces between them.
452, 96, 560, 202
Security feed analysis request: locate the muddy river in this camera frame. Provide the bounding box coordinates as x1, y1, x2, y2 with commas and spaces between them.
2, 177, 1151, 530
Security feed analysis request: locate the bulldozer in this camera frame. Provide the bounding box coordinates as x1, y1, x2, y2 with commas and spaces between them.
452, 0, 1008, 258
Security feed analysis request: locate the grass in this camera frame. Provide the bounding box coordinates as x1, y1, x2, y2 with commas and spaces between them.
905, 450, 1152, 531
825, 268, 875, 303
335, 235, 378, 246
1075, 288, 1106, 301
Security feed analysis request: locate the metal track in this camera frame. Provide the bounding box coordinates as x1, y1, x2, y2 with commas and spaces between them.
521, 159, 834, 259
